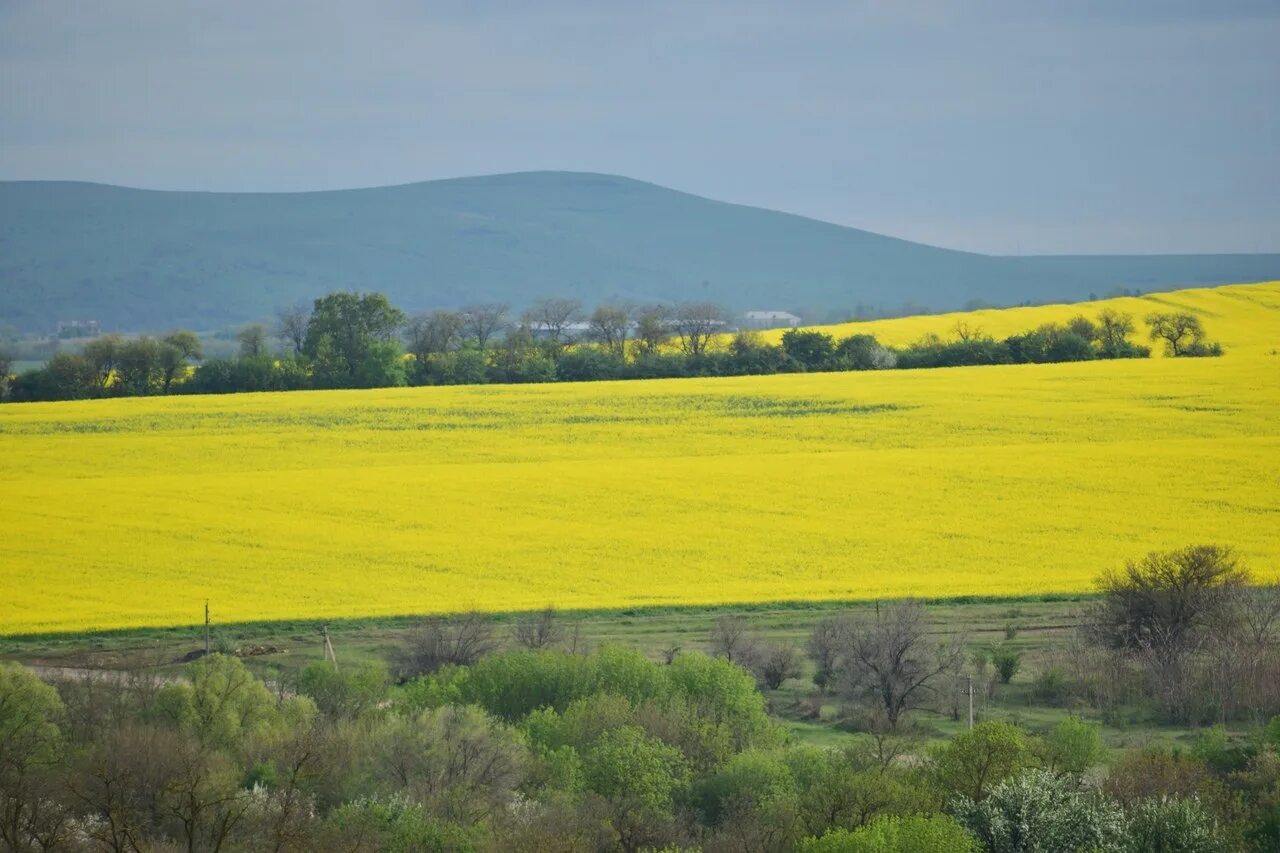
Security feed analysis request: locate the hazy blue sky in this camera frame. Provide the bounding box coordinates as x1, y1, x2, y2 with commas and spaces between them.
2, 1, 1278, 254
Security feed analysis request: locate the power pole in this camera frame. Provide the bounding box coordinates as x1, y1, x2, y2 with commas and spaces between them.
204, 600, 210, 656
967, 675, 974, 729
321, 623, 338, 670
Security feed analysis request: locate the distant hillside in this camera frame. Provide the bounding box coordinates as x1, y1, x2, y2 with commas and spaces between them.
2, 171, 1277, 332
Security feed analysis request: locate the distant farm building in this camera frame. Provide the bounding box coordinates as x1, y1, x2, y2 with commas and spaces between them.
742, 310, 802, 330
56, 320, 101, 338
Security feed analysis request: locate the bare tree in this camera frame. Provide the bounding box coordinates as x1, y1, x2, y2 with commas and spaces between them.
513, 606, 563, 650
1088, 545, 1247, 652
752, 641, 803, 690
237, 324, 269, 359
708, 614, 758, 666
1234, 583, 1280, 647
521, 298, 583, 352
275, 303, 311, 355
834, 600, 966, 729
953, 321, 984, 343
399, 612, 499, 677
1096, 309, 1136, 355
461, 304, 509, 350
807, 614, 850, 691
406, 310, 464, 360
671, 301, 729, 356
631, 305, 672, 356
587, 303, 632, 357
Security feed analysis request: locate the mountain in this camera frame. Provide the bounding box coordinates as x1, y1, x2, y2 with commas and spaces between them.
1, 171, 1277, 332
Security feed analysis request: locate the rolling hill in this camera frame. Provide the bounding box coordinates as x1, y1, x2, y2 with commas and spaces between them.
2, 171, 1278, 333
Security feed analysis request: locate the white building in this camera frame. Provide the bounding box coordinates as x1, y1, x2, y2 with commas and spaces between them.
742, 310, 802, 330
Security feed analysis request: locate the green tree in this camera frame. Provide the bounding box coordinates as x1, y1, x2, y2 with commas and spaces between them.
81, 334, 124, 390
296, 660, 388, 720
115, 337, 163, 395
782, 329, 836, 370
584, 725, 690, 852
375, 705, 527, 827
304, 292, 406, 386
931, 720, 1034, 802
155, 654, 289, 748
1040, 716, 1106, 774
158, 330, 203, 392
1145, 312, 1220, 357
0, 663, 66, 852
42, 352, 99, 399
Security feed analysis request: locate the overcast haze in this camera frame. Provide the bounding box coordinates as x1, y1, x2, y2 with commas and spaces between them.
3, 1, 1278, 255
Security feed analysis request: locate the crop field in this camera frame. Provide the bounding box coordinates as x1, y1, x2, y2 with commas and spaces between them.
2, 282, 1278, 634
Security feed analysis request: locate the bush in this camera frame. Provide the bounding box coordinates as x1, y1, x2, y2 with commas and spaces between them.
751, 641, 803, 690
1032, 669, 1070, 706
1124, 796, 1225, 853
1040, 716, 1105, 774
952, 769, 1127, 852
801, 815, 979, 852
325, 794, 481, 852
991, 648, 1021, 684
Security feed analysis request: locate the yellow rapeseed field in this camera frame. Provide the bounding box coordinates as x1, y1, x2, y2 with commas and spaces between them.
2, 282, 1278, 634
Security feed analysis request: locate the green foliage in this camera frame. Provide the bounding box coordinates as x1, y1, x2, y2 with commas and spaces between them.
1040, 716, 1106, 774
952, 769, 1128, 852
376, 705, 528, 825
0, 662, 65, 772
696, 750, 798, 827
785, 745, 934, 836
782, 329, 837, 370
1124, 796, 1225, 853
991, 647, 1021, 683
583, 725, 691, 812
296, 660, 389, 719
305, 291, 406, 387
326, 794, 482, 852
801, 815, 980, 853
931, 720, 1035, 801
155, 653, 285, 747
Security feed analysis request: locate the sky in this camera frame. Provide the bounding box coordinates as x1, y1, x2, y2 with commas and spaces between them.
2, 1, 1278, 255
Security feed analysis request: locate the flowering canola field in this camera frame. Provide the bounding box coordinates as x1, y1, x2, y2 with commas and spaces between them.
2, 282, 1278, 634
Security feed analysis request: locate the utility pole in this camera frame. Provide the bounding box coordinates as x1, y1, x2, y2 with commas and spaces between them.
967, 675, 974, 729
321, 623, 338, 670
204, 600, 210, 656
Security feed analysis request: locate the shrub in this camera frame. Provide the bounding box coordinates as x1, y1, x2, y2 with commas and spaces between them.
1032, 668, 1070, 706
801, 815, 979, 852
952, 769, 1128, 853
991, 648, 1021, 684
1040, 716, 1106, 774
1124, 796, 1224, 853
752, 641, 803, 690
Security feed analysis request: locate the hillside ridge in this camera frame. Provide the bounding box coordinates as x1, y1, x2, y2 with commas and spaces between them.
3, 171, 1278, 332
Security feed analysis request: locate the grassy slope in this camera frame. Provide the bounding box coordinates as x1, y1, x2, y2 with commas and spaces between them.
1, 282, 1278, 634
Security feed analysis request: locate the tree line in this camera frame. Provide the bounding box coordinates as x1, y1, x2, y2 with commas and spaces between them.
0, 292, 1221, 403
